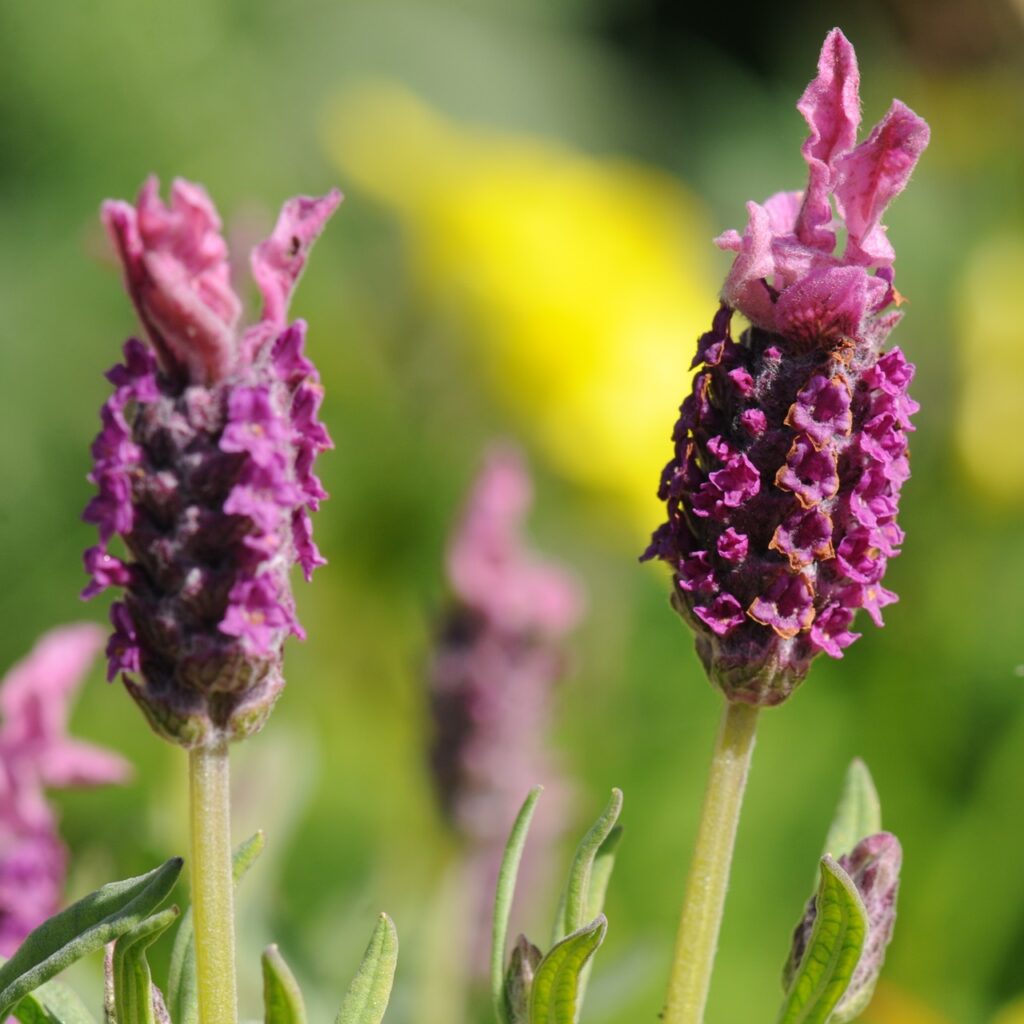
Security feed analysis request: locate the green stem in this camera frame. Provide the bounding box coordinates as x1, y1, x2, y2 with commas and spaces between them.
662, 700, 760, 1024
189, 741, 238, 1024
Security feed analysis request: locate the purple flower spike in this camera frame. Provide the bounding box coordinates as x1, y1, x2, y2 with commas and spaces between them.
85, 178, 340, 747
428, 447, 583, 973
643, 30, 927, 705
0, 625, 130, 954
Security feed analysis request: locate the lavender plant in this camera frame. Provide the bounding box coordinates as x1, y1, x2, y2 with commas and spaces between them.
428, 447, 583, 980
0, 27, 930, 1024
0, 179, 399, 1024
641, 28, 928, 1024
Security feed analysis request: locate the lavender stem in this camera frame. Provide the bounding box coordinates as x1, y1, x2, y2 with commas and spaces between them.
189, 741, 238, 1024
663, 701, 759, 1024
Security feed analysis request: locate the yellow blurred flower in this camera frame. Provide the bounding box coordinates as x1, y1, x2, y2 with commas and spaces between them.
323, 83, 718, 532
994, 995, 1024, 1024
860, 981, 953, 1024
955, 234, 1024, 505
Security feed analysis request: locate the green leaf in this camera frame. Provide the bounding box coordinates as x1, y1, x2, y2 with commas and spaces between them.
262, 945, 307, 1024
554, 789, 623, 943
167, 831, 265, 1024
822, 760, 881, 861
777, 857, 868, 1024
113, 907, 180, 1024
575, 825, 622, 1008
583, 826, 622, 930
491, 786, 542, 1024
0, 858, 182, 1019
336, 913, 398, 1024
7, 974, 97, 1024
528, 916, 607, 1024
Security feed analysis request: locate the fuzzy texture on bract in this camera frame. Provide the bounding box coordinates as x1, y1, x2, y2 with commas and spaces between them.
0, 625, 130, 954
642, 29, 928, 704
84, 178, 340, 747
427, 447, 583, 972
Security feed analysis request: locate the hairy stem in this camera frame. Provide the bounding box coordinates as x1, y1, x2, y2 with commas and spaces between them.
662, 700, 759, 1024
189, 741, 238, 1024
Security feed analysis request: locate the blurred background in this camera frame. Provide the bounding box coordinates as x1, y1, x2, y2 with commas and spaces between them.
1, 0, 1023, 1021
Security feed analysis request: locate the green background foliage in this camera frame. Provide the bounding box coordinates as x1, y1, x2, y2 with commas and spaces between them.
1, 2, 1022, 1022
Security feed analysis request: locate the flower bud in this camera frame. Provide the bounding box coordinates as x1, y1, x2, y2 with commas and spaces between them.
785, 832, 902, 1020
503, 934, 543, 1024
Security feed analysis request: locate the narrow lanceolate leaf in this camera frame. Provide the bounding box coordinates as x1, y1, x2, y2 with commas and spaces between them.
8, 975, 97, 1024
822, 760, 881, 861
492, 786, 543, 1024
262, 945, 307, 1024
167, 831, 265, 1024
575, 825, 623, 1009
529, 916, 607, 1024
336, 913, 398, 1024
113, 907, 180, 1024
555, 790, 623, 943
777, 857, 867, 1024
583, 826, 622, 933
0, 858, 183, 1020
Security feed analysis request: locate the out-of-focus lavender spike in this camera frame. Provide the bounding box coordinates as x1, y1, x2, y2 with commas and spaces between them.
85, 179, 340, 747
428, 447, 583, 974
0, 625, 130, 954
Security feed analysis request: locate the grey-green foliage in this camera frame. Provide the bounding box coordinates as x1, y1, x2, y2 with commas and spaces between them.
6, 974, 96, 1024
336, 913, 399, 1024
492, 786, 543, 1024
492, 788, 623, 1024
112, 906, 180, 1024
262, 945, 307, 1024
553, 789, 623, 943
167, 831, 265, 1024
0, 859, 182, 1020
777, 858, 868, 1024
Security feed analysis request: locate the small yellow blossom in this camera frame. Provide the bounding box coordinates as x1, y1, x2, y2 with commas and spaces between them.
323, 83, 718, 531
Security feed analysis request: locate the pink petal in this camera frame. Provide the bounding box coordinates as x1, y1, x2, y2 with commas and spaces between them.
718, 201, 777, 327
0, 625, 132, 797
250, 190, 343, 331
773, 265, 878, 346
447, 447, 584, 635
795, 28, 861, 251
102, 177, 241, 383
835, 100, 930, 267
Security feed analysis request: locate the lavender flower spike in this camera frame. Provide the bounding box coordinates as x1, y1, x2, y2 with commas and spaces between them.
84, 178, 341, 747
0, 624, 130, 953
428, 447, 583, 969
642, 29, 928, 704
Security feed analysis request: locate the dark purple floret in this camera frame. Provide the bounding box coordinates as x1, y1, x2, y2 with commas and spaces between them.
642, 29, 928, 705
83, 178, 339, 747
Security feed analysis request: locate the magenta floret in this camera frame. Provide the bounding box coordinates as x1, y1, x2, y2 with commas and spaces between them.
83, 178, 340, 746
642, 29, 927, 705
